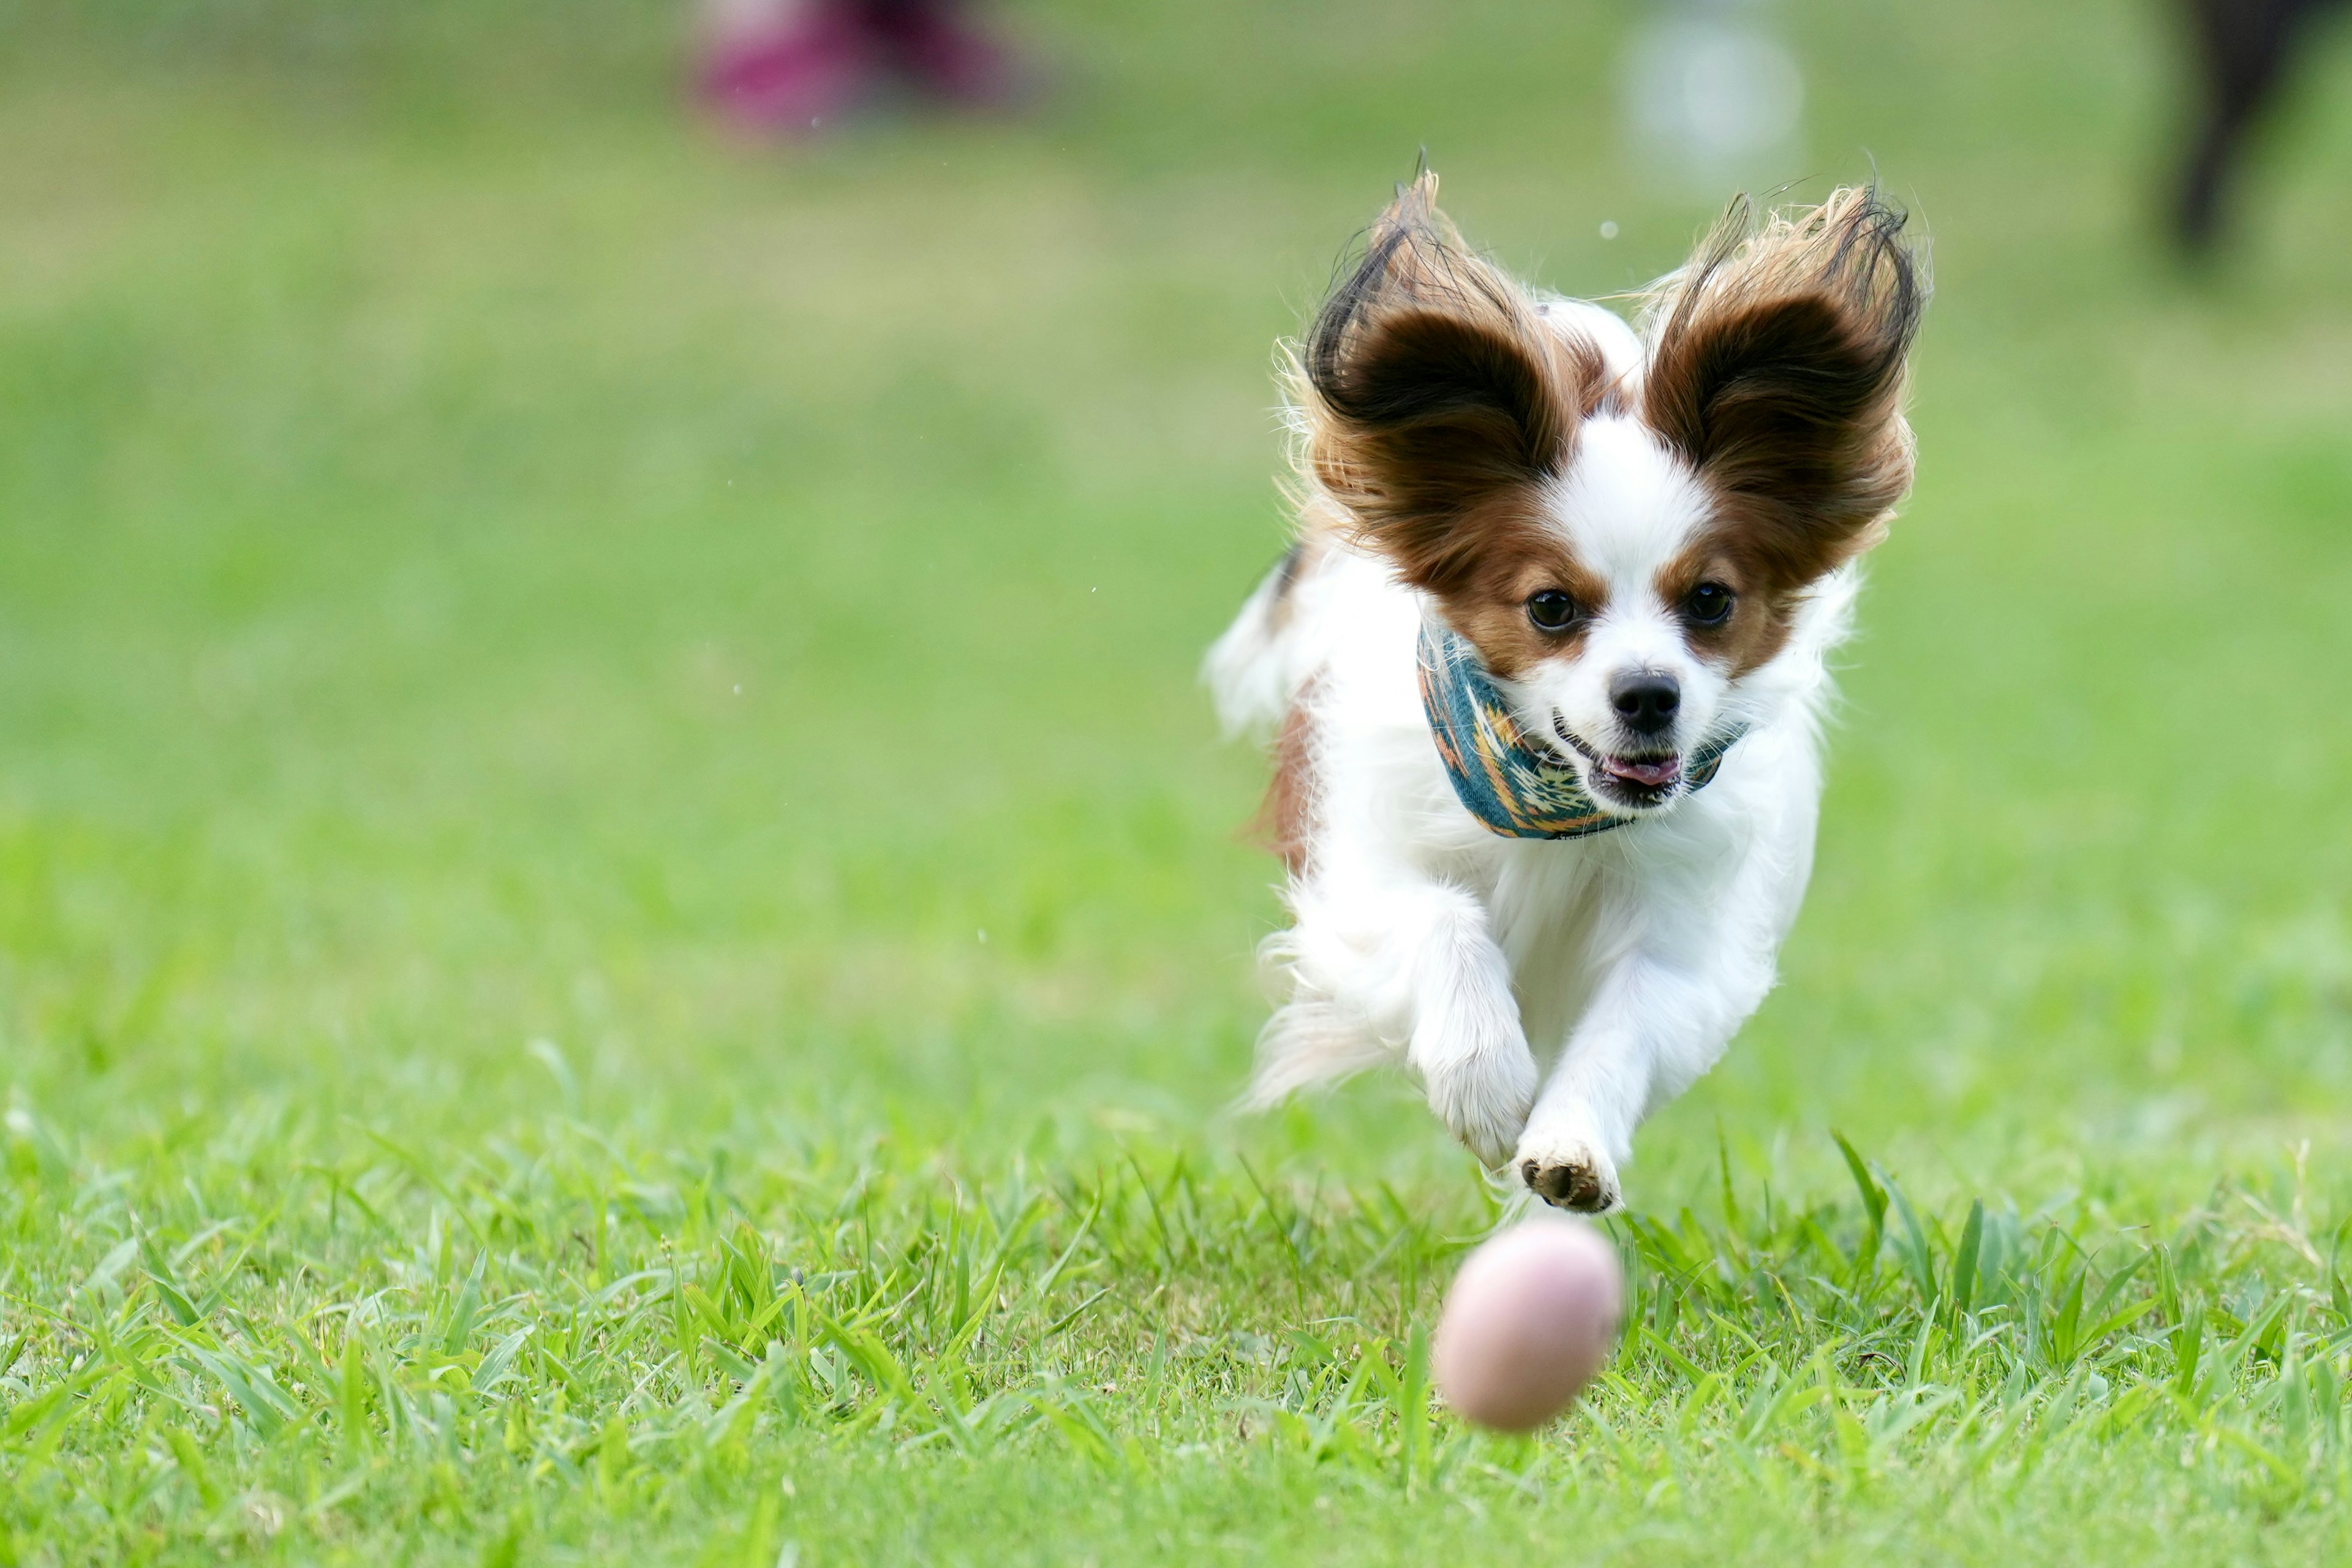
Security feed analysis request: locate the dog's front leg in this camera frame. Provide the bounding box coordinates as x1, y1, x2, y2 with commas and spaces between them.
1287, 871, 1537, 1166
1512, 929, 1776, 1212
1396, 880, 1540, 1167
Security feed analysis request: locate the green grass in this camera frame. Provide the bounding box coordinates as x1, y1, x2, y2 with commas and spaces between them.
7, 0, 2352, 1560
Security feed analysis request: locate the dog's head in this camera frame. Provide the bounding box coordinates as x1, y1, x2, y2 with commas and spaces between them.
1301, 173, 1924, 816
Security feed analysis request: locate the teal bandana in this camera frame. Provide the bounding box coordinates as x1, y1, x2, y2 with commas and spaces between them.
1415, 624, 1744, 839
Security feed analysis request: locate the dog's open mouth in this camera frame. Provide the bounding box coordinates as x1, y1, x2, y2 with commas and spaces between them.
1600, 754, 1681, 791
1588, 750, 1681, 808
1553, 721, 1681, 807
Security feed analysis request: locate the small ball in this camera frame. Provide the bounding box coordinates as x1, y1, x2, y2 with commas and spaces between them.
1432, 1215, 1624, 1431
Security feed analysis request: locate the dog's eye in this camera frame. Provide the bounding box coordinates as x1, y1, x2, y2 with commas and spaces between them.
1686, 582, 1735, 625
1526, 590, 1582, 633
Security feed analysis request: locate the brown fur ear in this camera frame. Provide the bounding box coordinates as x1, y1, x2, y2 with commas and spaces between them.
1643, 188, 1928, 591
1300, 172, 1604, 599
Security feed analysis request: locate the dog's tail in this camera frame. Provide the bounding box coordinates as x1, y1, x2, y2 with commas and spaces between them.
1202, 524, 1332, 741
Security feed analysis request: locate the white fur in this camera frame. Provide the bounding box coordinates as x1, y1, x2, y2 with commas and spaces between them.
1208, 308, 1860, 1208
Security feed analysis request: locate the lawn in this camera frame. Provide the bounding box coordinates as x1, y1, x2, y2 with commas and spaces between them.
7, 0, 2352, 1561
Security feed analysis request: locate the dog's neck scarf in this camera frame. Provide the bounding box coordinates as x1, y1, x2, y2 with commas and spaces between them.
1415, 624, 1744, 840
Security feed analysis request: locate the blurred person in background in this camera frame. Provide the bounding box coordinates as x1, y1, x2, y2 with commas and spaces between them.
2175, 0, 2350, 250
699, 0, 1028, 135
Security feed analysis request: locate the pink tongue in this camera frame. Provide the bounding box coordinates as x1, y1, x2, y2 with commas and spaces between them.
1606, 756, 1679, 788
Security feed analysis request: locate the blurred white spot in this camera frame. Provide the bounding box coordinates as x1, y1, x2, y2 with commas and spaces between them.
1623, 0, 1804, 189
978, 929, 989, 943
1599, 221, 1619, 239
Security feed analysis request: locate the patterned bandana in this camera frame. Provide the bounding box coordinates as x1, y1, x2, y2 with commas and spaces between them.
1415, 624, 1744, 840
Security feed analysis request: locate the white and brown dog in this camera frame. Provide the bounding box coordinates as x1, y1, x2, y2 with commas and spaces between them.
1209, 173, 1925, 1210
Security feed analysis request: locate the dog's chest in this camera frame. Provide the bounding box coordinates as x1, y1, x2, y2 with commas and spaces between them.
1480, 843, 1616, 1055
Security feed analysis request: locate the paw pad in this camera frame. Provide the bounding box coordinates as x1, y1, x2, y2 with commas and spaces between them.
1520, 1156, 1611, 1212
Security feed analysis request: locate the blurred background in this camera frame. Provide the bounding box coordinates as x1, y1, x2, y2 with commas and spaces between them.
5, 0, 2352, 1202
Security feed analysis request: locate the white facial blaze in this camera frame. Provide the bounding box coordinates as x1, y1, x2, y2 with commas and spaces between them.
1521, 417, 1728, 773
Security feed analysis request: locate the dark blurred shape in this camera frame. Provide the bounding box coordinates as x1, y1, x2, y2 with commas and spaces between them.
699, 0, 1025, 136
2174, 0, 2348, 251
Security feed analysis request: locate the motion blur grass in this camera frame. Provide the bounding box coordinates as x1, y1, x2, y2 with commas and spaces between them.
7, 0, 2352, 1561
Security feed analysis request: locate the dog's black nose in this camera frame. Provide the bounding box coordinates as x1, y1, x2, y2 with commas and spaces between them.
1610, 671, 1679, 735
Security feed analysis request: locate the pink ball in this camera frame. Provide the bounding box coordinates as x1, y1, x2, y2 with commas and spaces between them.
1433, 1215, 1624, 1431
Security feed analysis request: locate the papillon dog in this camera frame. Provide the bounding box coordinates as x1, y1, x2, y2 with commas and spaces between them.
1208, 173, 1925, 1210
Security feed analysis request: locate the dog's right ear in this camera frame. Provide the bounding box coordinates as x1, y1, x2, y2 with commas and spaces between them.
1301, 172, 1604, 599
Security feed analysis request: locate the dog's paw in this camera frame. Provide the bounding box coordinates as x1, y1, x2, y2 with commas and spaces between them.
1422, 1047, 1538, 1170
1513, 1136, 1621, 1213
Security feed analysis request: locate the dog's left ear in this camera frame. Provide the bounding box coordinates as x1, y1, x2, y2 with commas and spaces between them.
1643, 188, 1928, 589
